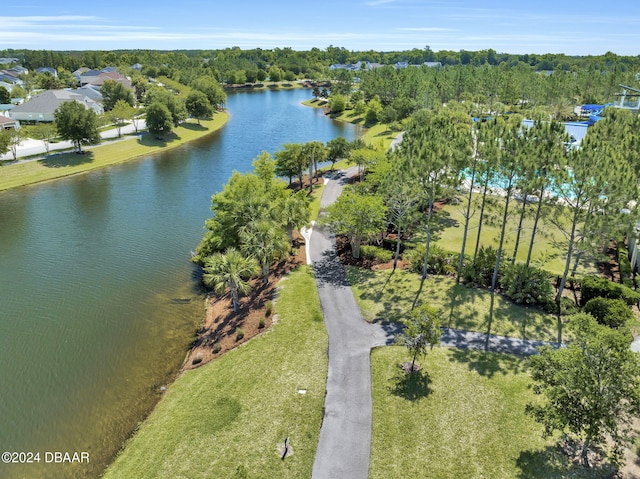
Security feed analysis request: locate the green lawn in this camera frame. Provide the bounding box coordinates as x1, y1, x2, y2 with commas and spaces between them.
434, 194, 597, 278
0, 113, 228, 191
370, 347, 612, 479
103, 266, 327, 479
348, 267, 562, 343
309, 182, 325, 220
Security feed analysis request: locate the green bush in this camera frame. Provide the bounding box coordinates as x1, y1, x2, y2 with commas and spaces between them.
461, 246, 507, 287
360, 245, 394, 263
235, 328, 245, 341
583, 297, 633, 329
328, 94, 346, 113
618, 244, 632, 283
258, 318, 266, 329
579, 275, 640, 306
558, 296, 580, 316
212, 342, 222, 353
265, 300, 273, 317
406, 244, 460, 276
501, 263, 553, 306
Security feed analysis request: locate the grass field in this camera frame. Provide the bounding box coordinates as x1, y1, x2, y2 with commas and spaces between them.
433, 193, 597, 278
0, 113, 228, 191
370, 347, 612, 479
348, 267, 562, 343
103, 266, 327, 479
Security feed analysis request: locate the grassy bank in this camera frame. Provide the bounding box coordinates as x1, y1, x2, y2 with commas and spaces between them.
370, 347, 608, 478
348, 267, 560, 342
0, 112, 228, 191
301, 98, 399, 148
103, 266, 328, 479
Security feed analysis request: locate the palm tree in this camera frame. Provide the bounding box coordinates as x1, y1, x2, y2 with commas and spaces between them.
203, 248, 259, 312
240, 221, 289, 284
280, 191, 310, 245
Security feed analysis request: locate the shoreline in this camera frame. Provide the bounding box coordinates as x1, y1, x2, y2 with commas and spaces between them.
0, 111, 230, 192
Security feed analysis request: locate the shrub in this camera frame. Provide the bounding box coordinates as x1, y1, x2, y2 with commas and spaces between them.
556, 296, 580, 316
360, 245, 393, 263
406, 244, 460, 276
579, 275, 640, 306
461, 246, 505, 288
618, 244, 632, 283
583, 297, 633, 329
258, 318, 266, 329
501, 263, 553, 306
265, 300, 273, 317
212, 342, 222, 353
235, 328, 245, 341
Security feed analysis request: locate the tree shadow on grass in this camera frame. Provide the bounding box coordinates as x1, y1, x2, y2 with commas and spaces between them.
447, 347, 528, 378
181, 122, 208, 131
390, 368, 432, 401
39, 150, 94, 168
516, 443, 615, 479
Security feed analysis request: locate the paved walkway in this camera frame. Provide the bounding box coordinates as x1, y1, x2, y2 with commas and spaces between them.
0, 120, 147, 161
308, 167, 561, 479
310, 167, 395, 479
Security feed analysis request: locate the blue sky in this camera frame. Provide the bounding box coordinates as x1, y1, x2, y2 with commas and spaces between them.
2, 0, 639, 55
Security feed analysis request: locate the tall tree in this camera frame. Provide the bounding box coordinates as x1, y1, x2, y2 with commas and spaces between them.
524, 120, 568, 267
145, 102, 174, 140
240, 220, 289, 285
488, 115, 525, 293
185, 90, 213, 125
203, 248, 259, 312
302, 140, 328, 193
326, 136, 351, 171
279, 190, 311, 245
101, 79, 135, 111
551, 118, 636, 305
54, 101, 100, 153
324, 189, 387, 259
275, 143, 305, 188
109, 99, 136, 137
527, 313, 640, 468
30, 122, 56, 156
397, 109, 471, 287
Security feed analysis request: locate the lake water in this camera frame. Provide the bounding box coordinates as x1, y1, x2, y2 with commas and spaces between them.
0, 89, 359, 479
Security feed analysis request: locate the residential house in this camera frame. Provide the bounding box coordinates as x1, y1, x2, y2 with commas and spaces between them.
7, 66, 28, 76
0, 116, 19, 130
0, 73, 24, 87
9, 89, 104, 123
0, 58, 19, 65
36, 67, 58, 77
75, 85, 103, 102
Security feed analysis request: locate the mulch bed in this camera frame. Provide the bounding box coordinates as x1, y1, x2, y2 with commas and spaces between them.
183, 233, 307, 371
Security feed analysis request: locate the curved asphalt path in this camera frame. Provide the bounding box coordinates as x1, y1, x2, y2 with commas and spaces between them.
310, 167, 397, 479
308, 166, 563, 479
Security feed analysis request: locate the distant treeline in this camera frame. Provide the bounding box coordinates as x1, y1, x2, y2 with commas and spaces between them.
2, 47, 639, 88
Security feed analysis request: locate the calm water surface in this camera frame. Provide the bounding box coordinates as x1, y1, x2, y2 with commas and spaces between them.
0, 89, 358, 478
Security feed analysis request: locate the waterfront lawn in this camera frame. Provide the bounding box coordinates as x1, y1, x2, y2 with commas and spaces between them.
370, 347, 608, 479
347, 267, 561, 343
103, 266, 327, 479
0, 114, 228, 191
